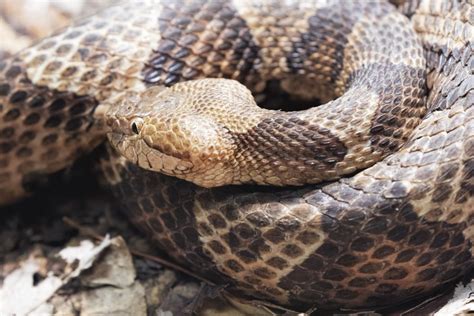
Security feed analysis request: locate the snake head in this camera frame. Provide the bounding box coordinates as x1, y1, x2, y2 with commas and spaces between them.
107, 79, 244, 187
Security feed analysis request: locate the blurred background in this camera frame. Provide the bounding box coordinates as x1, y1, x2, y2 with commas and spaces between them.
0, 0, 119, 55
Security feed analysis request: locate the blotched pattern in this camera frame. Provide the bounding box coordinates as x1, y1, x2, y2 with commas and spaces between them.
107, 0, 427, 189
0, 0, 472, 313
0, 3, 164, 202
0, 59, 101, 203
102, 0, 473, 311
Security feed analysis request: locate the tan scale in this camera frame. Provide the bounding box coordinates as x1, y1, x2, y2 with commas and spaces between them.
0, 0, 472, 312
0, 3, 163, 203
108, 0, 427, 188
101, 0, 473, 310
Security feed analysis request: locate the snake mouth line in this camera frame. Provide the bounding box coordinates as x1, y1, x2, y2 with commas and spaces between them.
108, 132, 194, 176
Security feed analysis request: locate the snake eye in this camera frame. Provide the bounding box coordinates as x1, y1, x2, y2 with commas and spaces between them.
131, 122, 140, 134
130, 118, 144, 135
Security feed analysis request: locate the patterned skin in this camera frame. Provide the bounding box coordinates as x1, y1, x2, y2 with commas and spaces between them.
0, 0, 427, 201
106, 0, 427, 188
0, 0, 473, 312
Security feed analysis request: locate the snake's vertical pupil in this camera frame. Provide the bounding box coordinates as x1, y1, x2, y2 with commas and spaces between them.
131, 122, 139, 134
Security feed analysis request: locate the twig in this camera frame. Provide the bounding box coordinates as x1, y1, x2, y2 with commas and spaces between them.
63, 216, 215, 285
400, 293, 445, 316
130, 248, 214, 285
246, 299, 303, 315
63, 217, 103, 240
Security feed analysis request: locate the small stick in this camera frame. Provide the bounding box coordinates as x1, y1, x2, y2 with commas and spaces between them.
399, 293, 445, 316
63, 217, 103, 240
63, 216, 297, 313
63, 216, 214, 285
131, 248, 214, 285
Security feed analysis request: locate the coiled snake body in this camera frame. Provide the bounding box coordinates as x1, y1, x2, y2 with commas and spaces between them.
0, 0, 473, 312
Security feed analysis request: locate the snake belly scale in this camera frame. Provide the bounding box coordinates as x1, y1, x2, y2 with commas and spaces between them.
0, 0, 473, 312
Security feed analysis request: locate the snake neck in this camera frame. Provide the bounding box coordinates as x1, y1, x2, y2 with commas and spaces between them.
106, 67, 425, 188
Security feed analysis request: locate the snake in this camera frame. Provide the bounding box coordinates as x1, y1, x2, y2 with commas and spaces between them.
0, 0, 472, 312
